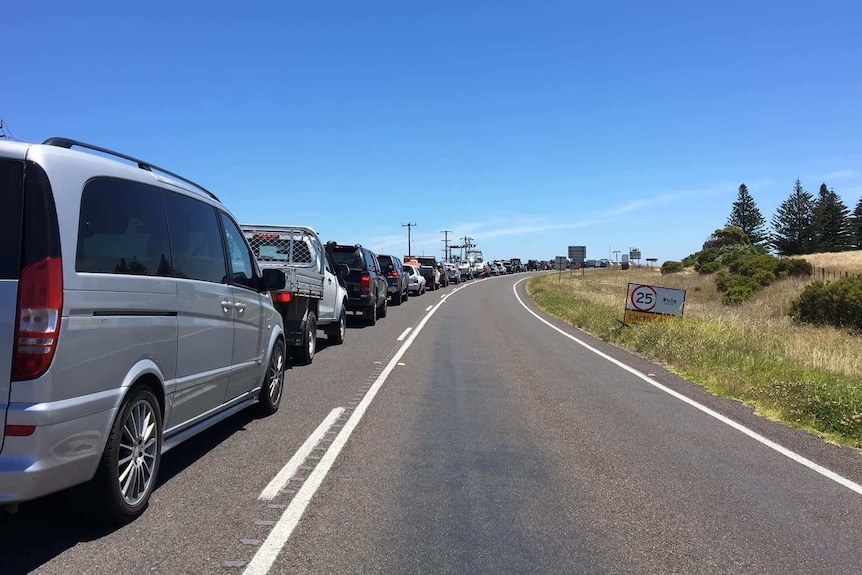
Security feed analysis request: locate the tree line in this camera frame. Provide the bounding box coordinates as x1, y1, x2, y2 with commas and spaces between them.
727, 181, 862, 256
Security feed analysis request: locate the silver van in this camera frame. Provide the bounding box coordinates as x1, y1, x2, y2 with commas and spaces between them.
0, 138, 287, 521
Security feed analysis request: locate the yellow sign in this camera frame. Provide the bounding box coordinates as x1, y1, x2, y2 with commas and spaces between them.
624, 309, 674, 325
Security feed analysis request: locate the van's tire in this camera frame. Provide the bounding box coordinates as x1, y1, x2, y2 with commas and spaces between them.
296, 312, 316, 365
364, 301, 377, 325
91, 386, 162, 524
392, 290, 402, 305
257, 339, 285, 416
378, 295, 388, 318
327, 308, 346, 344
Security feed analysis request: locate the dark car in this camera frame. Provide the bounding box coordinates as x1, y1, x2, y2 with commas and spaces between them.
415, 256, 442, 290
326, 243, 388, 325
526, 259, 539, 271
377, 254, 409, 305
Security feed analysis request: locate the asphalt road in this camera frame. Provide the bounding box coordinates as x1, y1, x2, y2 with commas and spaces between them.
2, 273, 862, 574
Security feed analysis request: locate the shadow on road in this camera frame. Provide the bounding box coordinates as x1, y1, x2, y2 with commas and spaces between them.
0, 408, 258, 575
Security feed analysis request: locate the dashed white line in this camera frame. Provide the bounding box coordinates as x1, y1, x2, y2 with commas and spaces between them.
242, 283, 472, 575
511, 278, 862, 496
424, 305, 433, 311
397, 327, 412, 341
258, 407, 345, 501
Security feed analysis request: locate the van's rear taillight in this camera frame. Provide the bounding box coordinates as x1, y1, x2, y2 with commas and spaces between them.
389, 270, 399, 278
12, 258, 63, 381
360, 273, 371, 294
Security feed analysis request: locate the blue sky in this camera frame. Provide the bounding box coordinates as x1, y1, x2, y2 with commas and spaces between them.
4, 0, 861, 263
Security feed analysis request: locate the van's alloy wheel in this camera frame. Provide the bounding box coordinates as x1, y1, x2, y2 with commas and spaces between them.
257, 339, 285, 415
92, 386, 163, 523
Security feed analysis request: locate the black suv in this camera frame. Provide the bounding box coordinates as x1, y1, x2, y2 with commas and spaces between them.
377, 254, 409, 305
326, 243, 388, 325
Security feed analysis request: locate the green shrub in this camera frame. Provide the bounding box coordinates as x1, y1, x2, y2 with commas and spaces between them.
722, 284, 755, 305
775, 258, 813, 278
752, 269, 776, 287
695, 248, 720, 271
729, 254, 778, 277
790, 277, 862, 330
661, 261, 684, 275
698, 261, 720, 275
715, 244, 768, 267
681, 254, 698, 267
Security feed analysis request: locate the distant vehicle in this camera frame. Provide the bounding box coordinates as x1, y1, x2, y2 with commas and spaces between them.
377, 254, 409, 305
458, 261, 473, 280
327, 243, 388, 325
444, 263, 461, 284
243, 224, 348, 364
437, 262, 450, 287
406, 265, 426, 295
599, 258, 610, 268
0, 137, 288, 522
510, 258, 523, 272
584, 259, 598, 268
526, 259, 540, 271
412, 256, 442, 290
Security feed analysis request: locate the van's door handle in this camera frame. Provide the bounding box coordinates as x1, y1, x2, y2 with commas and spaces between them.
328, 278, 332, 284
221, 300, 233, 315
234, 301, 246, 315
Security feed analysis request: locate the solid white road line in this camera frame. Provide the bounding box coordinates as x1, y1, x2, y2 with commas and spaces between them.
258, 408, 345, 501
397, 327, 412, 341
243, 283, 472, 575
512, 278, 862, 496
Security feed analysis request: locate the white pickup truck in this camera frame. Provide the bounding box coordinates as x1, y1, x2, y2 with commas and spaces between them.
242, 224, 348, 364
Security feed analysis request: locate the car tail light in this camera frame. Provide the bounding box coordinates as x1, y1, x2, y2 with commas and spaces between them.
360, 273, 371, 294
274, 292, 291, 303
5, 425, 35, 437
12, 257, 63, 381
390, 270, 399, 278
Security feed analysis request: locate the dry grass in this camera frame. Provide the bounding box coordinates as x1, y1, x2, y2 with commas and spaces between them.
803, 250, 862, 274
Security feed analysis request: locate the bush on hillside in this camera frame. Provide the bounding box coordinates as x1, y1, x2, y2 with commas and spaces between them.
775, 258, 813, 278
681, 254, 698, 267
789, 276, 862, 330
698, 261, 720, 274
661, 261, 684, 275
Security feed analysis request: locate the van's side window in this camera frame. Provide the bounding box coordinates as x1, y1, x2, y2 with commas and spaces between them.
219, 213, 258, 291
162, 191, 227, 284
77, 178, 172, 276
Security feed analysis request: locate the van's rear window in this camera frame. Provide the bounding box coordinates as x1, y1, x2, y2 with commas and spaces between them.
0, 159, 24, 279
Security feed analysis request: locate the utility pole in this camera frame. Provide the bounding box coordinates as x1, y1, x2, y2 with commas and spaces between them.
402, 222, 417, 257
613, 250, 620, 263
441, 230, 452, 261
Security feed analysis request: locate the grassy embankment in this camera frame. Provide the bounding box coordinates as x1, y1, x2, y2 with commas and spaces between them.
527, 253, 862, 447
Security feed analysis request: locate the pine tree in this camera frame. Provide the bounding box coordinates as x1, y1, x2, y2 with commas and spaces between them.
812, 183, 852, 252
726, 183, 767, 244
851, 197, 862, 249
771, 179, 815, 256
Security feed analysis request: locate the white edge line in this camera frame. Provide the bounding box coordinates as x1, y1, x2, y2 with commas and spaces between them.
511, 278, 862, 496
243, 282, 472, 575
396, 327, 412, 342
258, 407, 345, 501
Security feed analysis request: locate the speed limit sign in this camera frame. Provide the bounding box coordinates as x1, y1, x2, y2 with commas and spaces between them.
629, 284, 657, 312
624, 282, 686, 324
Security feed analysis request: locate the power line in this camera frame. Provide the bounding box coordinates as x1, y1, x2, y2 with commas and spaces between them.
402, 222, 417, 257
441, 230, 452, 261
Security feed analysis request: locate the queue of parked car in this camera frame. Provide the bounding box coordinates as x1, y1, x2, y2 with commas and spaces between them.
0, 137, 542, 524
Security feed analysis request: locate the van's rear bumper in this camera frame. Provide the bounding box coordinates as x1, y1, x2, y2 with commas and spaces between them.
0, 404, 117, 503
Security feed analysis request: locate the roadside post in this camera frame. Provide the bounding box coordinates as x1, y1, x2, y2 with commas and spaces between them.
555, 256, 566, 282
623, 283, 686, 324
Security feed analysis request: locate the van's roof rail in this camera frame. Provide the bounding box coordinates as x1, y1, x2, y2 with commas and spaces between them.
43, 137, 221, 202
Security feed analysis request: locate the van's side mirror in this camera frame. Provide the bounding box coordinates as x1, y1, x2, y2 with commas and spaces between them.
261, 268, 286, 292
337, 263, 350, 277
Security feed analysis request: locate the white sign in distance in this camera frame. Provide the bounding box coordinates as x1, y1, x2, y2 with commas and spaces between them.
555, 256, 567, 271
568, 245, 586, 263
